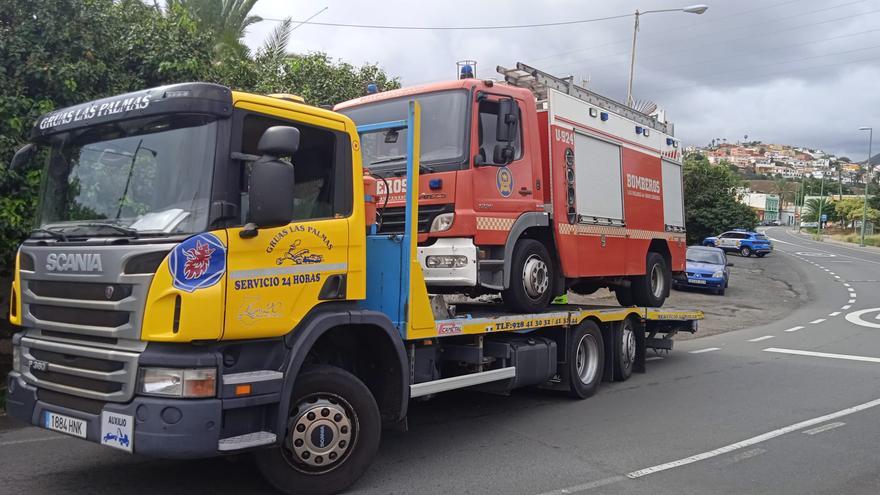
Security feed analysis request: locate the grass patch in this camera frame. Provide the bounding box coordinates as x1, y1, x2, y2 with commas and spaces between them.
833, 233, 880, 247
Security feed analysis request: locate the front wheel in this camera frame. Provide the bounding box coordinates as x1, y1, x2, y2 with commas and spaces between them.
611, 317, 638, 381
740, 246, 752, 257
255, 366, 381, 495
631, 252, 670, 307
502, 239, 556, 312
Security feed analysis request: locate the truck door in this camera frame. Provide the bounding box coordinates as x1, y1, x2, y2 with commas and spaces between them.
223, 106, 353, 340
471, 97, 536, 218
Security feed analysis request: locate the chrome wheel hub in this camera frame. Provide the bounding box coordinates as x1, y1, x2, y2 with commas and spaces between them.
287, 395, 355, 472
522, 254, 550, 299
621, 322, 636, 370
650, 263, 664, 299
575, 334, 599, 384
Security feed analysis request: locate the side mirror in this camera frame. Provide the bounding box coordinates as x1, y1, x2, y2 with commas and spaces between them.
493, 144, 515, 165
258, 126, 300, 157
247, 126, 300, 229
495, 99, 518, 143
9, 143, 36, 170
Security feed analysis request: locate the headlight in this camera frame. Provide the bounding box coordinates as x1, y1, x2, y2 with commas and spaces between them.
12, 345, 21, 373
138, 367, 216, 398
425, 255, 468, 268
429, 213, 454, 232
712, 271, 724, 278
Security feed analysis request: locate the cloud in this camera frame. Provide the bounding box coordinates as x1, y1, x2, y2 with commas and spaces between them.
244, 0, 880, 156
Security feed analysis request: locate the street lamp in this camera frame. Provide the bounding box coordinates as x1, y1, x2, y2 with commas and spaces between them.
858, 126, 873, 247
626, 4, 708, 107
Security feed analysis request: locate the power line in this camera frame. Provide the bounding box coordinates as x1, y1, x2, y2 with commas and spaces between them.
260, 12, 634, 31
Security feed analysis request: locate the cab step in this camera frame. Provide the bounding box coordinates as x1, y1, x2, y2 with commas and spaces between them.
218, 431, 277, 451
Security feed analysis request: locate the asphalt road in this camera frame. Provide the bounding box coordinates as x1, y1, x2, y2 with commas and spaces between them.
3, 226, 880, 495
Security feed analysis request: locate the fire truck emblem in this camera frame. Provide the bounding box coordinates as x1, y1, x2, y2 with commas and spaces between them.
496, 167, 514, 198
169, 233, 226, 292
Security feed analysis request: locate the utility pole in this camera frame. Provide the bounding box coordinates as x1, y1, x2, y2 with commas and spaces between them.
816, 173, 826, 240
858, 127, 873, 247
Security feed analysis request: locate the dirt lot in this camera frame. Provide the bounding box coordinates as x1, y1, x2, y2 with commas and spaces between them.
569, 250, 808, 340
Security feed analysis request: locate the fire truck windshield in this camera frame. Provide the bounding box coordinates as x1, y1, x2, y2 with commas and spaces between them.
339, 89, 469, 175
31, 114, 217, 238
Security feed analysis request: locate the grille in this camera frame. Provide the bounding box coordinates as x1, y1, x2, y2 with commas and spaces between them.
377, 204, 454, 234
38, 389, 106, 415
21, 337, 140, 402
30, 304, 130, 328
28, 280, 132, 301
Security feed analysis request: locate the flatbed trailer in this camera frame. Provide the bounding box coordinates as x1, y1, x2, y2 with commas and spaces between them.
7, 92, 701, 495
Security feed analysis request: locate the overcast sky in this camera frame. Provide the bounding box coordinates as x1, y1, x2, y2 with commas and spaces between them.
243, 0, 880, 159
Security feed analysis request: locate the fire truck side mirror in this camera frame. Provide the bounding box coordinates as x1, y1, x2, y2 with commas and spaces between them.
248, 126, 300, 229
496, 99, 518, 143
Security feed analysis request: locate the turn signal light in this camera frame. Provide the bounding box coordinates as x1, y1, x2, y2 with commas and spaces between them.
235, 384, 252, 396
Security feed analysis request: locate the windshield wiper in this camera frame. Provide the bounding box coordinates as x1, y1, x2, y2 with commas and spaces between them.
370, 155, 407, 166
393, 164, 435, 176
30, 228, 68, 242
71, 222, 139, 238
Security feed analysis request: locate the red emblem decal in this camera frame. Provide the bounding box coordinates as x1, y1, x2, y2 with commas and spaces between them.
183, 240, 215, 280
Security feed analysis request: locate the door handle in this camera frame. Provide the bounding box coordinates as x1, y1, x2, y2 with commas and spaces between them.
519, 187, 533, 196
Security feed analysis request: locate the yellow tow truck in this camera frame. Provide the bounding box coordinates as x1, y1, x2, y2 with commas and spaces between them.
6, 84, 701, 495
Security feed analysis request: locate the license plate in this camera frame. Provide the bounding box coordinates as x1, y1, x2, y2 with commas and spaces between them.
44, 411, 87, 438
688, 279, 707, 285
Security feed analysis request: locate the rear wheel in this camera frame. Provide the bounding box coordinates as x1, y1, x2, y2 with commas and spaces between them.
631, 252, 670, 307
255, 366, 381, 495
502, 239, 555, 312
740, 246, 752, 257
568, 321, 604, 399
611, 317, 637, 381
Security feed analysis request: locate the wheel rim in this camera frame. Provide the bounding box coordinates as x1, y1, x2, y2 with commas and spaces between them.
650, 263, 664, 299
522, 254, 550, 299
575, 334, 600, 384
742, 247, 750, 256
283, 393, 357, 474
620, 320, 636, 371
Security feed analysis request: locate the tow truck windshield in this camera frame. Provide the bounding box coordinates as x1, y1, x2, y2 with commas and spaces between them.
339, 89, 469, 174
30, 114, 218, 238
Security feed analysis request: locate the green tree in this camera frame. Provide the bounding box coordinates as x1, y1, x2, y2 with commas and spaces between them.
835, 197, 880, 229
802, 198, 836, 223
683, 154, 758, 245
167, 0, 261, 59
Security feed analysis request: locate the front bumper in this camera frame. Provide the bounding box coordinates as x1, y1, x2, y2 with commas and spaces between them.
417, 237, 477, 287
674, 276, 725, 290
6, 371, 223, 458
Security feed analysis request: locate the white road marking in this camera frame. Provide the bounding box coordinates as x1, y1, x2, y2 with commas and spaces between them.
623, 396, 880, 480
844, 283, 851, 287
842, 305, 852, 310
646, 356, 664, 361
537, 476, 627, 495
748, 335, 775, 342
785, 326, 805, 333
851, 293, 858, 298
845, 308, 880, 329
0, 436, 66, 447
764, 347, 880, 363
829, 312, 841, 317
834, 276, 841, 279
829, 272, 836, 275
690, 347, 721, 354
719, 447, 767, 466
804, 422, 846, 436
810, 318, 826, 324
849, 299, 857, 304
848, 287, 855, 292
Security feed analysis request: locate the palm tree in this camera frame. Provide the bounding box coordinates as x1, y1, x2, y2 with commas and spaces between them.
168, 0, 262, 59
803, 197, 833, 222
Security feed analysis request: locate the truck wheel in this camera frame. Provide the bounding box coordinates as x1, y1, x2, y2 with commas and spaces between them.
614, 286, 634, 307
611, 317, 637, 381
631, 252, 669, 307
568, 320, 605, 399
740, 246, 752, 257
502, 239, 555, 312
255, 366, 381, 495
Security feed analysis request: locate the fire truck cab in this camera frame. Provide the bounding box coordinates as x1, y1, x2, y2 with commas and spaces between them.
336, 63, 687, 312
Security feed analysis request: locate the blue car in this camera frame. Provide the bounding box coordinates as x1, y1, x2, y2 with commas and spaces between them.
674, 246, 732, 295
702, 229, 773, 257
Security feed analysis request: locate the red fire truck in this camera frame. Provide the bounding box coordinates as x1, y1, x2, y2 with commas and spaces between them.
335, 62, 686, 312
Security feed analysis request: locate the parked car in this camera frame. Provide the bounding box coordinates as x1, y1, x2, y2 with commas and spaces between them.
702, 229, 773, 257
674, 246, 732, 295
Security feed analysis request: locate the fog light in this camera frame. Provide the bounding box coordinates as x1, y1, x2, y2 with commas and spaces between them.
429, 213, 454, 232
425, 255, 468, 268
138, 367, 216, 398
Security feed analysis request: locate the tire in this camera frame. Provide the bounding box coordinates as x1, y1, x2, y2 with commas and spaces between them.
631, 252, 670, 307
611, 317, 637, 381
254, 366, 381, 495
740, 246, 752, 257
502, 239, 556, 312
614, 286, 634, 307
568, 320, 605, 399
715, 287, 726, 296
